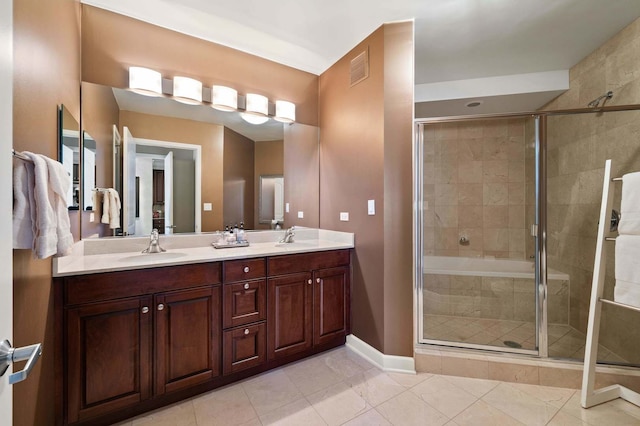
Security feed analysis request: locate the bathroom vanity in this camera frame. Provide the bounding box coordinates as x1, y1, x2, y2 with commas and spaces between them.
53, 229, 353, 425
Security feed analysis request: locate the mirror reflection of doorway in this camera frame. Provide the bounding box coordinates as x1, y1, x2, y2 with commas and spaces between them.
259, 175, 284, 227
122, 126, 201, 236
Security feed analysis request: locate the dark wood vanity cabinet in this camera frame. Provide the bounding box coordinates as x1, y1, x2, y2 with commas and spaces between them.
152, 169, 164, 204
221, 258, 268, 375
155, 286, 221, 395
57, 263, 222, 425
56, 250, 350, 425
267, 250, 350, 361
65, 296, 152, 424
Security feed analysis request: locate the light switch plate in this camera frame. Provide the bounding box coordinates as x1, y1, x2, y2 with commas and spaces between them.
340, 212, 349, 221
203, 203, 212, 211
297, 211, 304, 218
286, 203, 290, 213
89, 212, 95, 222
367, 199, 375, 215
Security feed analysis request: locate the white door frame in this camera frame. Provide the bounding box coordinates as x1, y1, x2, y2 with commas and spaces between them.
134, 138, 202, 232
0, 0, 13, 418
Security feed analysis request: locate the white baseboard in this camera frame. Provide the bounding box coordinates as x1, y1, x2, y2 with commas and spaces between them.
346, 334, 416, 374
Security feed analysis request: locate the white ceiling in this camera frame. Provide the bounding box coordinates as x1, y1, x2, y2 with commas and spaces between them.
84, 0, 640, 114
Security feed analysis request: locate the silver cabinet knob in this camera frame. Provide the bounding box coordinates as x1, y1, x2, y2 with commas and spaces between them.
142, 307, 149, 314
243, 266, 250, 273
157, 304, 165, 311
307, 279, 312, 284
244, 329, 250, 335
244, 283, 250, 290
316, 278, 321, 283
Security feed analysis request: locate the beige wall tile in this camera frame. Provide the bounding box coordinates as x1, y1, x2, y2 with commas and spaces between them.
459, 205, 484, 228
458, 138, 484, 161
508, 205, 525, 229
488, 362, 539, 384
483, 228, 509, 251
435, 183, 458, 205
442, 356, 489, 379
459, 184, 483, 205
435, 204, 458, 228
459, 161, 484, 183
483, 206, 508, 228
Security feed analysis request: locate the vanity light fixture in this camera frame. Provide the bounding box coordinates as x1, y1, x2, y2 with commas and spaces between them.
173, 76, 203, 104
211, 85, 238, 111
274, 100, 296, 123
240, 93, 269, 125
129, 66, 163, 97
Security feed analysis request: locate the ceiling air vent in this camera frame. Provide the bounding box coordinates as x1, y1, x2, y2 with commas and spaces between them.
350, 49, 369, 87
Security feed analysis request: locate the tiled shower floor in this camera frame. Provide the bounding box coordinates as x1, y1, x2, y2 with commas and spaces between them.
424, 314, 628, 364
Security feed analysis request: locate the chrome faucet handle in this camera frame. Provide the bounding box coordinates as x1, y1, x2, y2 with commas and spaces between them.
143, 229, 166, 253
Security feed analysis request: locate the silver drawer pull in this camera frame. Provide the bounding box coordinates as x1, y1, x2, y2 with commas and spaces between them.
316, 278, 321, 283
307, 279, 312, 284
157, 304, 165, 311
142, 306, 149, 314
0, 340, 42, 385
243, 266, 250, 273
244, 283, 250, 290
244, 329, 250, 335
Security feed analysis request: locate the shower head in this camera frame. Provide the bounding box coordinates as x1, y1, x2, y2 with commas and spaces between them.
588, 91, 613, 108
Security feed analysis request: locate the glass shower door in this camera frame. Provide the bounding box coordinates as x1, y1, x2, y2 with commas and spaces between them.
418, 115, 540, 354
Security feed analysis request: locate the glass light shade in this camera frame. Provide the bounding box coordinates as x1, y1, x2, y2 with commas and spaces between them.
240, 112, 269, 125
274, 100, 296, 123
173, 76, 202, 104
244, 93, 269, 116
129, 66, 162, 97
211, 85, 238, 111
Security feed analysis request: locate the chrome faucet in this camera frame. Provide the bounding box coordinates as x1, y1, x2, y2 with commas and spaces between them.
279, 226, 295, 244
142, 228, 166, 253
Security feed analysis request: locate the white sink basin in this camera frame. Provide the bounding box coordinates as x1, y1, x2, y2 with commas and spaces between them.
118, 252, 188, 263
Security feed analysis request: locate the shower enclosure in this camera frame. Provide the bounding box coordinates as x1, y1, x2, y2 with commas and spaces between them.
416, 106, 640, 366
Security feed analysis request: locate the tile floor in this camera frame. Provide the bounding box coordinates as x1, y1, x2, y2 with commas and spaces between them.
424, 315, 628, 364
113, 345, 640, 426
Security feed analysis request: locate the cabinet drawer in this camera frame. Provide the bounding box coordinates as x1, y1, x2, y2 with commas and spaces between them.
268, 250, 350, 276
223, 279, 266, 328
224, 258, 266, 282
64, 263, 222, 305
223, 322, 266, 375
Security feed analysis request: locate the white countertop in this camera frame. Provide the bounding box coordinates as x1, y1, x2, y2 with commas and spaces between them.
53, 229, 354, 277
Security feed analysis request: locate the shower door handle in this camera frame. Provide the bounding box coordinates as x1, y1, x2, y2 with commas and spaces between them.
530, 224, 538, 237
0, 339, 42, 385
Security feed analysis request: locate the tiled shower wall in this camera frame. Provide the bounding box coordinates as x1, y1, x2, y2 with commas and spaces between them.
424, 119, 530, 259
541, 17, 640, 363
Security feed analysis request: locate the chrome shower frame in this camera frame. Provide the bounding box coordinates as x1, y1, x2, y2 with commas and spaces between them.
414, 103, 640, 358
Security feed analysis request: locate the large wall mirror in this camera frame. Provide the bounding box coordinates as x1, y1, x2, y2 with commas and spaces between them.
59, 105, 80, 210
80, 81, 319, 239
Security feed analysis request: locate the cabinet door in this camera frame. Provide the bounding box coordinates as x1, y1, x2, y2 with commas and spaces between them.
155, 286, 221, 395
267, 272, 312, 360
66, 297, 152, 424
153, 169, 164, 204
223, 279, 266, 328
313, 266, 349, 346
223, 322, 266, 375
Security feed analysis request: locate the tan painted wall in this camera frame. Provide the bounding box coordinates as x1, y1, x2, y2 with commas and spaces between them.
81, 82, 119, 237
81, 5, 318, 126
119, 110, 225, 231
542, 17, 640, 363
319, 22, 414, 356
12, 0, 81, 424
254, 140, 284, 229
223, 127, 255, 228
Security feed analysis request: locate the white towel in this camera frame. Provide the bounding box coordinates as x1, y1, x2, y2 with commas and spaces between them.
12, 158, 35, 249
25, 152, 58, 258
618, 172, 640, 235
101, 191, 110, 225
106, 189, 121, 229
42, 155, 74, 256
614, 234, 640, 307
91, 190, 102, 222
